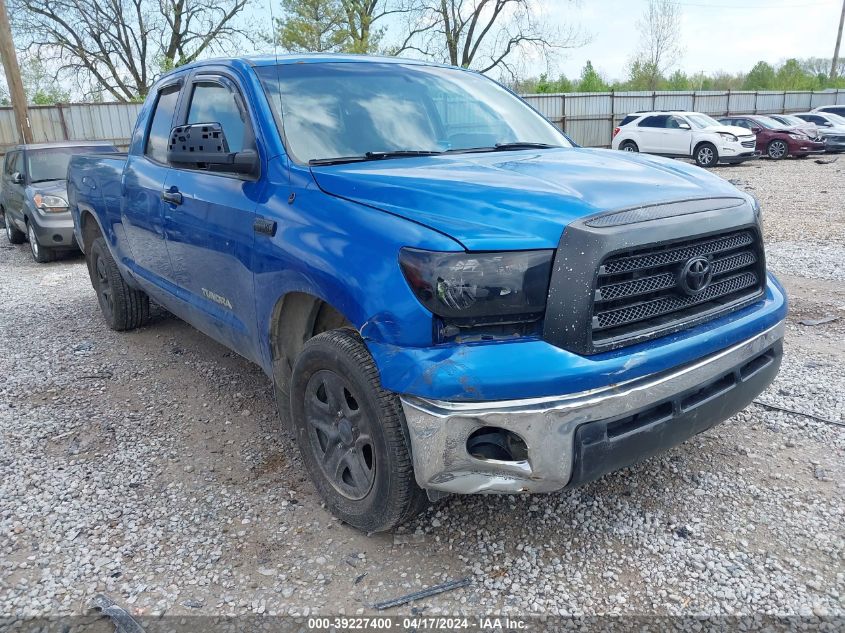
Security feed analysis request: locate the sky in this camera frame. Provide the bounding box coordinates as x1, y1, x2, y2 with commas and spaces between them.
539, 0, 844, 82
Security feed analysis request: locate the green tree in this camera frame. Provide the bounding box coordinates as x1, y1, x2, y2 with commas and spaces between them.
535, 72, 573, 93
274, 0, 349, 52
626, 59, 662, 90
576, 61, 608, 92
341, 0, 386, 54
665, 69, 690, 90
743, 61, 776, 90
775, 58, 816, 90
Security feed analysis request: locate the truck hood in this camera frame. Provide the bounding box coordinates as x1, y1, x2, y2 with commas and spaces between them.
310, 148, 745, 250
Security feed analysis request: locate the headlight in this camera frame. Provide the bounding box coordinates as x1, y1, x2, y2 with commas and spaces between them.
788, 133, 807, 140
399, 248, 554, 340
718, 132, 738, 142
33, 193, 68, 213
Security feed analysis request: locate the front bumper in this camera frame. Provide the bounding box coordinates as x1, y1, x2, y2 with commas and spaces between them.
720, 150, 759, 164
400, 320, 784, 495
28, 209, 78, 250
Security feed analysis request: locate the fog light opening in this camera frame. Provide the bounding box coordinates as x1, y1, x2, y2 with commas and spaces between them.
53, 234, 63, 242
466, 427, 528, 462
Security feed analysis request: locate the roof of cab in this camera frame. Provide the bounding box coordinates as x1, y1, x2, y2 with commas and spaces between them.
174, 53, 454, 73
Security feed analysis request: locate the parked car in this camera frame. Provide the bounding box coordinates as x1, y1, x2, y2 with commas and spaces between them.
68, 56, 786, 533
812, 104, 845, 118
717, 114, 825, 159
2, 142, 118, 262
793, 112, 845, 152
612, 111, 758, 167
768, 114, 822, 140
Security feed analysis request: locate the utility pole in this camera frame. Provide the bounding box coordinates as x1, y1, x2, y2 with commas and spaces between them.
0, 0, 32, 143
832, 0, 845, 81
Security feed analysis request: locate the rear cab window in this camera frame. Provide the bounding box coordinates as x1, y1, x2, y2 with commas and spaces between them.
145, 84, 181, 163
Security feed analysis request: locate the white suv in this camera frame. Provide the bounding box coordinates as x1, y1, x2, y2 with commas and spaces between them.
612, 111, 758, 168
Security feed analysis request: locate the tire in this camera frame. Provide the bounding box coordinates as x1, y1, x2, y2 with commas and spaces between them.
694, 143, 718, 168
767, 139, 788, 160
290, 329, 427, 532
4, 209, 25, 244
88, 237, 150, 331
620, 140, 639, 152
27, 221, 57, 263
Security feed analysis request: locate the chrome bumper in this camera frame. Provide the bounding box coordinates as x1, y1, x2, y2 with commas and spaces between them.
400, 321, 785, 495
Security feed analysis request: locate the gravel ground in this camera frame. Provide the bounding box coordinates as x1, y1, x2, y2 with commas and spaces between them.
1, 158, 843, 622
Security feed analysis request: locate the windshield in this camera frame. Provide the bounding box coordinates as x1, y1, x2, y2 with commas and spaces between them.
755, 116, 789, 129
779, 115, 808, 126
825, 112, 845, 125
686, 114, 722, 129
27, 146, 116, 183
256, 62, 570, 164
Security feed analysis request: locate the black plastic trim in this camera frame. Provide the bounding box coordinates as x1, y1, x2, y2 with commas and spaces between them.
543, 200, 765, 355
566, 340, 782, 488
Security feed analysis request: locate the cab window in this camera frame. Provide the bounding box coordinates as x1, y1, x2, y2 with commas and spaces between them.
146, 84, 181, 163
187, 81, 249, 153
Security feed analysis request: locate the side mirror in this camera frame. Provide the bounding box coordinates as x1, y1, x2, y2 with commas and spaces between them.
678, 122, 691, 130
167, 122, 258, 175
822, 122, 833, 127
751, 127, 762, 134
11, 172, 24, 185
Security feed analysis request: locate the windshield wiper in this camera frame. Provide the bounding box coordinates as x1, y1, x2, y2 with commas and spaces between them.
309, 150, 442, 166
445, 142, 558, 155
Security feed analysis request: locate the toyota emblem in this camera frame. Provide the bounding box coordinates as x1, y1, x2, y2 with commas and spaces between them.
679, 256, 713, 295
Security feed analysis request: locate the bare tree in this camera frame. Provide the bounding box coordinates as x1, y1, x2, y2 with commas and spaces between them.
391, 0, 584, 78
633, 0, 683, 90
10, 0, 255, 101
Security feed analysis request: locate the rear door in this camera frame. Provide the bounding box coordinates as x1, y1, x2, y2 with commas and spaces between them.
635, 115, 669, 153
162, 71, 263, 361
121, 81, 181, 283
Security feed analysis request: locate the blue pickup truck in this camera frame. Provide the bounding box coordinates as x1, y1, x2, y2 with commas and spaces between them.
68, 55, 787, 532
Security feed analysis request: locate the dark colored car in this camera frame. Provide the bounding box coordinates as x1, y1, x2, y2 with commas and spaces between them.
1, 141, 118, 262
718, 115, 825, 159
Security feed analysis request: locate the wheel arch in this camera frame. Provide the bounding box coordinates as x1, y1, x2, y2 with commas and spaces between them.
79, 207, 105, 254
267, 290, 354, 428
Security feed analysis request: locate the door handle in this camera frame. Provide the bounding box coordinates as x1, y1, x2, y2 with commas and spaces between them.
253, 217, 277, 236
161, 187, 183, 205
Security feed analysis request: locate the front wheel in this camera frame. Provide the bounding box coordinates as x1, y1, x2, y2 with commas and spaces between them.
290, 329, 427, 532
767, 139, 788, 160
88, 237, 150, 331
28, 222, 57, 263
695, 143, 718, 168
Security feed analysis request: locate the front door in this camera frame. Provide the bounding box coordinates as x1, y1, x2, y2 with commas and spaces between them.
662, 115, 693, 156
163, 73, 262, 361
3, 151, 25, 227
121, 82, 181, 283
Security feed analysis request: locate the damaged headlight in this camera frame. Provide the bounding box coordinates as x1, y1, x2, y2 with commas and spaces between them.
399, 248, 554, 340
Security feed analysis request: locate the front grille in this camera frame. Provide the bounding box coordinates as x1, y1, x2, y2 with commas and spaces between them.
591, 229, 765, 348
741, 139, 756, 148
